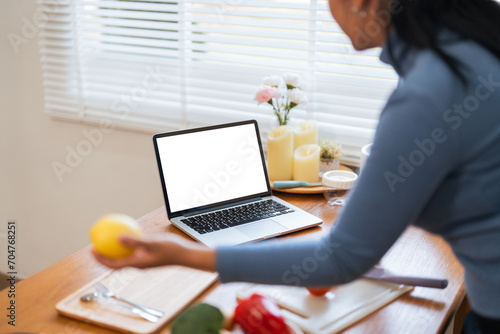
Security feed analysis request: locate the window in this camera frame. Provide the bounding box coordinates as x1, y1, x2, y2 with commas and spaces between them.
39, 0, 398, 164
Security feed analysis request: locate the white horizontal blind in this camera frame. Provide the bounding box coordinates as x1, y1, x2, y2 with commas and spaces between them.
39, 0, 80, 118
39, 0, 186, 130
311, 1, 397, 161
185, 0, 397, 161
39, 0, 399, 162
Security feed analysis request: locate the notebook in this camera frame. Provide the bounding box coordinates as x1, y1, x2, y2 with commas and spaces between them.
152, 120, 322, 247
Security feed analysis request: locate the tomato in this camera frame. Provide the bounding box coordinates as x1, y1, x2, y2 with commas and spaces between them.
306, 287, 331, 296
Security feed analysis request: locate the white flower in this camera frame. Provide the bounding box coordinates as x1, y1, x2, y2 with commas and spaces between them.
262, 75, 282, 87
282, 73, 303, 88
287, 88, 308, 105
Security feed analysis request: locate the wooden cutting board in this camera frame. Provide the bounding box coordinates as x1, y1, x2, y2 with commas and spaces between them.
237, 278, 413, 334
56, 266, 219, 334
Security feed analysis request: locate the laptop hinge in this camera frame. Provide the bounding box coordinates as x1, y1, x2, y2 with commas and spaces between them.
183, 197, 263, 217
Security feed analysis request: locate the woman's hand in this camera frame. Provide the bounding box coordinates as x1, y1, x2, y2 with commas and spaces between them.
91, 234, 216, 272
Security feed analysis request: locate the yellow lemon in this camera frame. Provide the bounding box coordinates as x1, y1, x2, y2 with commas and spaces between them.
90, 214, 142, 258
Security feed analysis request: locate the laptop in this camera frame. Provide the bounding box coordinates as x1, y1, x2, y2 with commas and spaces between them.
152, 120, 322, 247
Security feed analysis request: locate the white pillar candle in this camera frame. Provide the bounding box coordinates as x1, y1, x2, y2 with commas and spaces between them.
267, 126, 294, 181
293, 144, 320, 182
294, 121, 318, 150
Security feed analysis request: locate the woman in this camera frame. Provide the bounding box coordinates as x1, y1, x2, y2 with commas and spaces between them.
93, 0, 500, 332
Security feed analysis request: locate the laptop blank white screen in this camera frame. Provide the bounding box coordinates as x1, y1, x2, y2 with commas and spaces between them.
156, 123, 269, 213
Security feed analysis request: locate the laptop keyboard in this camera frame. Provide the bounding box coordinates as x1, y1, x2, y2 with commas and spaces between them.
180, 199, 294, 234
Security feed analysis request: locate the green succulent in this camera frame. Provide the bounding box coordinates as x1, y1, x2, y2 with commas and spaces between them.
320, 139, 344, 160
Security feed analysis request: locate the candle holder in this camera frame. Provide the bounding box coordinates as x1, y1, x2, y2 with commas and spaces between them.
322, 170, 358, 207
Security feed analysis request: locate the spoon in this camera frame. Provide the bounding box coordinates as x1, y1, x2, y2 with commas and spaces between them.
80, 292, 159, 322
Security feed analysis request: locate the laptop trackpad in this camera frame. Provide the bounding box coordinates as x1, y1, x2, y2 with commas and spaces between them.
236, 219, 287, 239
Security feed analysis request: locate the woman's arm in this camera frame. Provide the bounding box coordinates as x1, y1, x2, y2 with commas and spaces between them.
92, 233, 216, 272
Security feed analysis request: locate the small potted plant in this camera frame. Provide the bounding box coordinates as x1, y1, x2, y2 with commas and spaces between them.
319, 139, 343, 175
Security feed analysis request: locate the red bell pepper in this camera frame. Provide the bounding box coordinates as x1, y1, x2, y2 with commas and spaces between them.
233, 293, 289, 334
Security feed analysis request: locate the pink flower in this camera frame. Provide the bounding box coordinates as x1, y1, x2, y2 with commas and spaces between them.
254, 85, 280, 104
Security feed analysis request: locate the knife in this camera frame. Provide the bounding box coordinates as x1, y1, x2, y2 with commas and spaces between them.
363, 267, 448, 289
273, 181, 323, 189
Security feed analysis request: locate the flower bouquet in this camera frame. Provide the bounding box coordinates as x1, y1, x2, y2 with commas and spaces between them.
254, 73, 308, 126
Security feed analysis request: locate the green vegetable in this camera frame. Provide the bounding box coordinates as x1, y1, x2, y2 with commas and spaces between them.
171, 303, 224, 334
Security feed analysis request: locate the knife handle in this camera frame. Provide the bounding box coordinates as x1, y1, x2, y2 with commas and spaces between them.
273, 181, 309, 189
379, 276, 448, 289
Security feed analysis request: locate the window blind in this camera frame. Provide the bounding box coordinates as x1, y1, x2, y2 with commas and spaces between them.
39, 0, 399, 163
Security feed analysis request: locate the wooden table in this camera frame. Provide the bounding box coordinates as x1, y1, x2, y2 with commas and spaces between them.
0, 192, 466, 334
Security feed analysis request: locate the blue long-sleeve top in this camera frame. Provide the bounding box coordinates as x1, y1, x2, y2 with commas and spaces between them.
216, 29, 500, 319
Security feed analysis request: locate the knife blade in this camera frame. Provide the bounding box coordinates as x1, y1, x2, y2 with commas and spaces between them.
363, 267, 448, 289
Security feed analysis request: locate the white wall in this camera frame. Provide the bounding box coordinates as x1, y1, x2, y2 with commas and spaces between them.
0, 0, 164, 277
